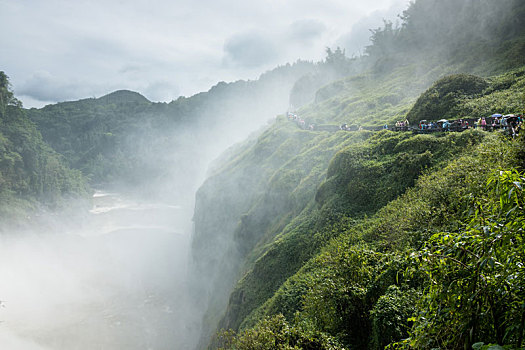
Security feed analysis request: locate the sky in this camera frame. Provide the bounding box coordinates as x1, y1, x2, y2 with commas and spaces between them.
0, 0, 409, 108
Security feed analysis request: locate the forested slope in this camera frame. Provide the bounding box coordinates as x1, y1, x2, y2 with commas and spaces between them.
190, 0, 525, 349
0, 72, 88, 228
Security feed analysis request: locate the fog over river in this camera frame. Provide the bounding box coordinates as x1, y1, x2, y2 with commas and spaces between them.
0, 190, 199, 349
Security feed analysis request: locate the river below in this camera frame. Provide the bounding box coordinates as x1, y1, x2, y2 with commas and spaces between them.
0, 190, 198, 349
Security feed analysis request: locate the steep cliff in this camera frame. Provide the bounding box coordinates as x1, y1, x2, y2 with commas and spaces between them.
190, 1, 525, 348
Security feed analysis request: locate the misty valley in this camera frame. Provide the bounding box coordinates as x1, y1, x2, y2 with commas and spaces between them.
1, 0, 525, 349
0, 191, 192, 349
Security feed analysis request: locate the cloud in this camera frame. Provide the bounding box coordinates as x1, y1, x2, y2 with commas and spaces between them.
17, 71, 91, 102
337, 0, 409, 56
0, 330, 49, 350
222, 31, 280, 68
16, 70, 127, 104
338, 16, 381, 56
288, 19, 327, 44
1, 0, 413, 107
143, 80, 181, 102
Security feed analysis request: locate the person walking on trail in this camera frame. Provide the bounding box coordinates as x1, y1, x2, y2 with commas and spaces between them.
502, 117, 508, 130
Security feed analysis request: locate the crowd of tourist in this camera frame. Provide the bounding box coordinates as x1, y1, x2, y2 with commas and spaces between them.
412, 114, 523, 137
288, 111, 522, 137
287, 112, 315, 130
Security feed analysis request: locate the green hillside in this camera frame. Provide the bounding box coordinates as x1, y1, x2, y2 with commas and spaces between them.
189, 0, 525, 349
1, 0, 524, 348
0, 72, 88, 227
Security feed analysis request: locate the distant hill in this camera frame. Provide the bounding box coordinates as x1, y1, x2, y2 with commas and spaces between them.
97, 90, 151, 105
26, 60, 318, 199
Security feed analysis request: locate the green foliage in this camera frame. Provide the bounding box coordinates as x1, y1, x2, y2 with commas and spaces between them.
26, 92, 156, 184
218, 314, 346, 350
404, 68, 525, 124
364, 133, 517, 248
406, 74, 489, 124
366, 20, 400, 60
317, 130, 486, 217
215, 130, 523, 350
289, 0, 525, 129
240, 232, 422, 349
0, 73, 88, 220
293, 237, 424, 350
370, 286, 418, 350
240, 217, 362, 330
405, 169, 525, 349
192, 2, 525, 348
461, 68, 525, 119
301, 65, 422, 127
0, 71, 22, 116
300, 244, 383, 347
203, 67, 525, 350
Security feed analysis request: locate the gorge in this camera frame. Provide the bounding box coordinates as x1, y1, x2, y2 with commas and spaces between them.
1, 1, 525, 349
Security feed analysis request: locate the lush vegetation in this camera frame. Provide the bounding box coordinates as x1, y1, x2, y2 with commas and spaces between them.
406, 167, 525, 349
0, 72, 88, 225
407, 70, 525, 124
2, 0, 525, 348
188, 1, 525, 349
217, 314, 345, 350
406, 74, 489, 124
208, 124, 524, 350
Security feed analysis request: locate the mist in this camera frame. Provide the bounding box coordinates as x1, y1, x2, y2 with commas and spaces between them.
2, 0, 474, 348
0, 58, 304, 349
0, 192, 195, 349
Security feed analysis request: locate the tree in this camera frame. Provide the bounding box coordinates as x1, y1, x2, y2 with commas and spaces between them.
323, 47, 354, 77
365, 20, 399, 58
217, 314, 346, 350
407, 169, 525, 349
0, 71, 21, 117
